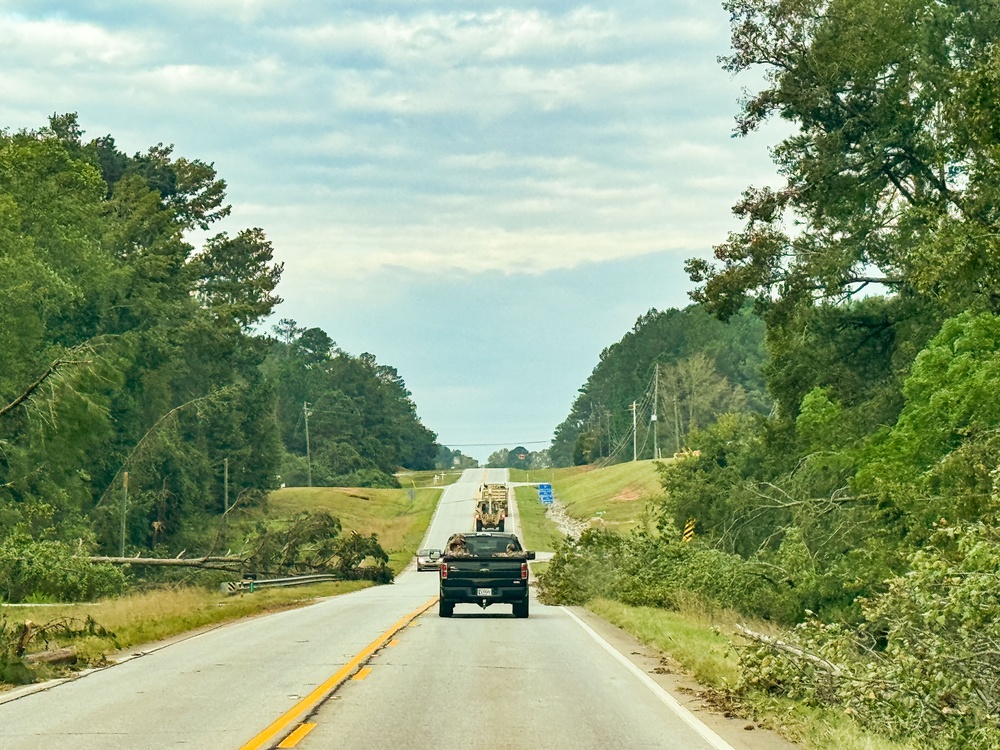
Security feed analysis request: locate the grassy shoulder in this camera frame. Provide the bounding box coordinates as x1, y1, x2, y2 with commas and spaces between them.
513, 461, 665, 532
586, 597, 918, 750
394, 469, 464, 488
552, 460, 664, 531
1, 580, 372, 688
514, 485, 564, 552
2, 483, 442, 687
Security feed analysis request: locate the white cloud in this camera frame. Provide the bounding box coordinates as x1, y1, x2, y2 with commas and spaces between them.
282, 8, 720, 71
285, 8, 616, 65
139, 58, 286, 96
0, 15, 150, 66
325, 60, 674, 116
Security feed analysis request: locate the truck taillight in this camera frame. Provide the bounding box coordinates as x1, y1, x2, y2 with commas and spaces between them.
440, 564, 448, 580
521, 562, 528, 580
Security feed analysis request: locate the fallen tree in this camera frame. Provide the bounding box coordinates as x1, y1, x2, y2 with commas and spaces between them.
87, 555, 243, 572
86, 511, 394, 584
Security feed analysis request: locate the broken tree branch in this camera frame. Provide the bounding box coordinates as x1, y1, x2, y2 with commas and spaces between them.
735, 623, 842, 677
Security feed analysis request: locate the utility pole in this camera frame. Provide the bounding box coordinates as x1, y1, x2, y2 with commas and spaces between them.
673, 394, 681, 453
120, 471, 128, 557
652, 365, 659, 460
303, 401, 313, 487
630, 401, 637, 462
223, 457, 229, 513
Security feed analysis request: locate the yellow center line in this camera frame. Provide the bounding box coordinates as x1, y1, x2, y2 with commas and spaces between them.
388, 639, 400, 647
352, 667, 372, 681
240, 597, 437, 750
276, 723, 316, 749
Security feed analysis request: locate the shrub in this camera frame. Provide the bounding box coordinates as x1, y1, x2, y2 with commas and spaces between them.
736, 520, 1000, 748
537, 528, 800, 623
0, 534, 127, 603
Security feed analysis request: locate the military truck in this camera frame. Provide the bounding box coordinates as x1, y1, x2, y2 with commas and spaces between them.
475, 482, 509, 531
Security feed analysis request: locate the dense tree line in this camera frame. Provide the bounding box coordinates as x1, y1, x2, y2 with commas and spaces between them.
550, 305, 769, 467
486, 446, 550, 470
264, 320, 437, 488
543, 2, 1000, 745
0, 115, 437, 571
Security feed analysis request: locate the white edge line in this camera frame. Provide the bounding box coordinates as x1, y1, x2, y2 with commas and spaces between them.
561, 606, 737, 750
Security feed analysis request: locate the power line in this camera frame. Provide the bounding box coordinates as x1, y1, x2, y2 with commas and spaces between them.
445, 440, 551, 447
598, 364, 659, 466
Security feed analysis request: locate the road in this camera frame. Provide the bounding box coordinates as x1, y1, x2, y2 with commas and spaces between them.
0, 468, 794, 750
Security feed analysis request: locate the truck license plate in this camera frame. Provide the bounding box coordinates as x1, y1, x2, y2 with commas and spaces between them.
477, 588, 493, 596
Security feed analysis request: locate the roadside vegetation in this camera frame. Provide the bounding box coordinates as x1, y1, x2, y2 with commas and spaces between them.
545, 461, 661, 532
516, 462, 922, 750
587, 599, 918, 750
395, 469, 463, 489
0, 116, 456, 686
0, 581, 371, 688
512, 486, 563, 553
539, 2, 1000, 748
1, 483, 441, 687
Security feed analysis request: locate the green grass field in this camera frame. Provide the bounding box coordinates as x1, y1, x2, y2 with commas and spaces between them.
513, 485, 565, 552
266, 485, 442, 572
513, 460, 665, 532
394, 469, 464, 488
553, 460, 664, 531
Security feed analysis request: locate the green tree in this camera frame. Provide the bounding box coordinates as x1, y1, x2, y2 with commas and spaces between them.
551, 305, 768, 466
0, 115, 283, 560
263, 323, 438, 487
689, 0, 1000, 319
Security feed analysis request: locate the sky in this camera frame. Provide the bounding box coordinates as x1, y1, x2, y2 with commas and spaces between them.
0, 0, 780, 462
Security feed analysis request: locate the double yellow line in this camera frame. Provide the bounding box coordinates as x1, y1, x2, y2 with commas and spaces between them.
240, 597, 437, 750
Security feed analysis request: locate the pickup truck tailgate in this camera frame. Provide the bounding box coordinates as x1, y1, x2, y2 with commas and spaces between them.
441, 559, 525, 590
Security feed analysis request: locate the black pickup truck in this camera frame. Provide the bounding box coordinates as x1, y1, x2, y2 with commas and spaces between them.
438, 532, 535, 618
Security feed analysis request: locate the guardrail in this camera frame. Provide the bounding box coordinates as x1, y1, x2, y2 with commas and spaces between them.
222, 573, 340, 594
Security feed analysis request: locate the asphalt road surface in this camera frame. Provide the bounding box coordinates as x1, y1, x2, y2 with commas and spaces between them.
0, 468, 795, 750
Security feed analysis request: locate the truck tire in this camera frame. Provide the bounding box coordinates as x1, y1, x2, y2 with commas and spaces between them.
439, 599, 454, 617
513, 598, 529, 618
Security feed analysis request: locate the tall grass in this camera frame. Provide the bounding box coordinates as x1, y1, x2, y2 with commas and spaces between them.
1, 581, 372, 684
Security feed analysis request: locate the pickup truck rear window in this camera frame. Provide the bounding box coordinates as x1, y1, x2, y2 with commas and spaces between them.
458, 537, 522, 556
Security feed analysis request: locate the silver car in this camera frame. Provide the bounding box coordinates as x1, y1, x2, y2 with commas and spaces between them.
416, 548, 442, 571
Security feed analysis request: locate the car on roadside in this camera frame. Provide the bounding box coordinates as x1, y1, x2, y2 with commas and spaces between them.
416, 548, 442, 571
